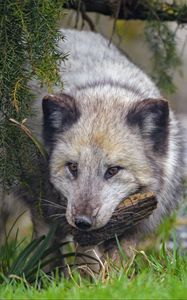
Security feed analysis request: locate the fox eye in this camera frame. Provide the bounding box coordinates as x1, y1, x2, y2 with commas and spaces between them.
66, 162, 78, 177
104, 166, 122, 180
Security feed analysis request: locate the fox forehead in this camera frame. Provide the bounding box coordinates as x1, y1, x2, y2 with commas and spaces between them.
53, 117, 148, 172
57, 113, 124, 153
56, 98, 134, 152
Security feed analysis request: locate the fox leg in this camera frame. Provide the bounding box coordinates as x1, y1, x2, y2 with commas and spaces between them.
74, 244, 103, 275
104, 237, 137, 267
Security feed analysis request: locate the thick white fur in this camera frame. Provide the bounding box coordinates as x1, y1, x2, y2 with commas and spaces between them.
19, 29, 185, 250
34, 29, 183, 233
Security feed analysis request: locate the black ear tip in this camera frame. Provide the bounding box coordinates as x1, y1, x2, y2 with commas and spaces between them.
42, 94, 59, 106
155, 99, 169, 117
42, 94, 60, 116
143, 98, 168, 107
43, 94, 53, 100
42, 94, 52, 108
42, 93, 76, 108
142, 98, 169, 117
157, 98, 169, 109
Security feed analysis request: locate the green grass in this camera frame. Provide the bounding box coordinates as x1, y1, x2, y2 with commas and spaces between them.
0, 254, 187, 299
0, 271, 187, 300
1, 210, 187, 300
0, 241, 187, 299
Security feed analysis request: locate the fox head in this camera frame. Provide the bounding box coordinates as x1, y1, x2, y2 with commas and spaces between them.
42, 92, 169, 230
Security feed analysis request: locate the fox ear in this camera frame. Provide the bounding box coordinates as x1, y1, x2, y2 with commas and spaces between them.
126, 98, 169, 153
42, 93, 80, 149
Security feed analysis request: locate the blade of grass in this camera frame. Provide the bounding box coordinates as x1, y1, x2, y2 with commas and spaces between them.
40, 241, 71, 260
8, 236, 45, 275
22, 223, 58, 275
5, 211, 27, 242
115, 235, 127, 262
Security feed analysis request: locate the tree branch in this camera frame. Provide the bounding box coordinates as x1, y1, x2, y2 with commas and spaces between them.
64, 0, 187, 23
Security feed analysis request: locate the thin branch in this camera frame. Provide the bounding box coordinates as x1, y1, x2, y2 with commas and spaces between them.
64, 0, 187, 23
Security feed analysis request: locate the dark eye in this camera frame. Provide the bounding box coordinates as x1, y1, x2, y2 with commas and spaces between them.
66, 162, 78, 177
104, 166, 122, 180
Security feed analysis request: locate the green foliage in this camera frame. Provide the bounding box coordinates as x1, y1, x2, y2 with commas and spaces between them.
145, 21, 181, 94
0, 218, 100, 284
114, 3, 182, 95
0, 236, 187, 299
142, 1, 183, 94
0, 207, 186, 297
0, 223, 68, 284
0, 0, 65, 188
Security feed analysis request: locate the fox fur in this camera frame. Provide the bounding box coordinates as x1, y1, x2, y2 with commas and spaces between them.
1, 29, 184, 268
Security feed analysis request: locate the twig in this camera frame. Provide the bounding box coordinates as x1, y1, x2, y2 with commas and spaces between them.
64, 0, 187, 23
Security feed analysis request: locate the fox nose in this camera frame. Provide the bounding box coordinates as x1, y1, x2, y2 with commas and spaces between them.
74, 215, 92, 230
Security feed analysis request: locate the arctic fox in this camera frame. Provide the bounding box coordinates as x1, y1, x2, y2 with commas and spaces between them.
2, 29, 184, 265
